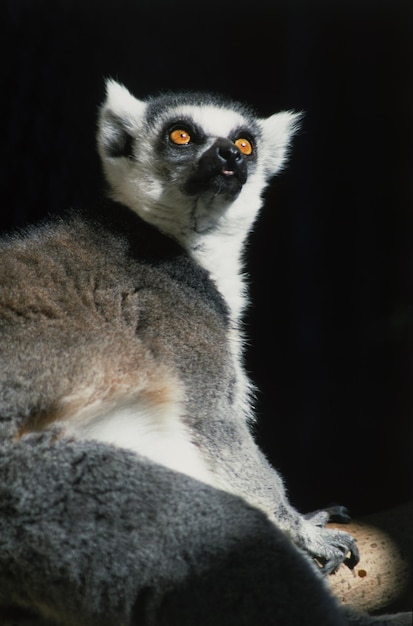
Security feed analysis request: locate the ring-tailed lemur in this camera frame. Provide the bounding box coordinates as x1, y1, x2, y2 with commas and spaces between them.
2, 80, 407, 625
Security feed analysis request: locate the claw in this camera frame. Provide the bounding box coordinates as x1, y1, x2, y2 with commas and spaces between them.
299, 515, 359, 577
320, 543, 360, 576
320, 559, 341, 576
344, 544, 360, 570
316, 554, 342, 576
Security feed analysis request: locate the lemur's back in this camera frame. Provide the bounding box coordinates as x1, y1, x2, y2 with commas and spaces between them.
0, 203, 233, 482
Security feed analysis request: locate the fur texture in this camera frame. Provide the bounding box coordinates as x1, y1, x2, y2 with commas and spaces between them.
0, 81, 409, 625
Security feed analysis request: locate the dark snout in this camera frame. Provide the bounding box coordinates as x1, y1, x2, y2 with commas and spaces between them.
184, 138, 248, 196
212, 138, 246, 176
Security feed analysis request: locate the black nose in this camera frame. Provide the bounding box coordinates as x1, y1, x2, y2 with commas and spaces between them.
215, 138, 243, 169
184, 136, 248, 197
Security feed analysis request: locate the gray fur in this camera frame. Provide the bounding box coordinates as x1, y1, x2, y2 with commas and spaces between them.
0, 81, 409, 625
0, 432, 345, 626
0, 434, 409, 625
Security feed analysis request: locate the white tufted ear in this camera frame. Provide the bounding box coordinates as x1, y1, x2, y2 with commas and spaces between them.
258, 111, 302, 176
97, 79, 147, 159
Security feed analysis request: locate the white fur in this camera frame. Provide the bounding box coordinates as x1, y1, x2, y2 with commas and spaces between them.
64, 391, 214, 485
160, 104, 247, 138
81, 406, 213, 484
103, 79, 147, 131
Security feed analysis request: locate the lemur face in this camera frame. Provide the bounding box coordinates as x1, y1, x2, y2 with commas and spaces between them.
153, 107, 258, 200
147, 101, 266, 238
97, 80, 299, 238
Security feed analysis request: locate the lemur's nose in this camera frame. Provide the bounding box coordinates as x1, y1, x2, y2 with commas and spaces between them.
184, 135, 248, 195
215, 138, 243, 168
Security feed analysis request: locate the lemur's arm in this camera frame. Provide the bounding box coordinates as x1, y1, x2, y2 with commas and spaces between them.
203, 419, 359, 575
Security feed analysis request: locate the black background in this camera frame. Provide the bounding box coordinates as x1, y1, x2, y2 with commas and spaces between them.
1, 0, 412, 515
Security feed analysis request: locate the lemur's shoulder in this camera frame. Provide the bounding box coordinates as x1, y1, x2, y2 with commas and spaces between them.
0, 201, 230, 323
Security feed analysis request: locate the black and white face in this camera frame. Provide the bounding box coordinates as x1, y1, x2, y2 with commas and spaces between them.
97, 81, 299, 239
152, 104, 259, 203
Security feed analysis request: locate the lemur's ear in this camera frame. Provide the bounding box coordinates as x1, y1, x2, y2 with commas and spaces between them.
258, 111, 302, 176
97, 79, 147, 159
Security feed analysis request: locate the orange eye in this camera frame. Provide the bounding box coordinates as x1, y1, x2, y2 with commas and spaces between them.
234, 137, 253, 156
170, 129, 191, 145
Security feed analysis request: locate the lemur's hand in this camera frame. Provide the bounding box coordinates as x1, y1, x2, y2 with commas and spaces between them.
296, 507, 359, 575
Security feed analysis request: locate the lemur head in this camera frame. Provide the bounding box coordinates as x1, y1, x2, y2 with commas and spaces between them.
97, 80, 300, 243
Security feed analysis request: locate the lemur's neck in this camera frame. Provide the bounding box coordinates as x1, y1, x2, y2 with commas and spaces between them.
189, 229, 248, 325
189, 227, 255, 424
182, 190, 261, 324
130, 193, 257, 324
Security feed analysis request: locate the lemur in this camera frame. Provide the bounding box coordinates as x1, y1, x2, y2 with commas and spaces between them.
0, 79, 358, 573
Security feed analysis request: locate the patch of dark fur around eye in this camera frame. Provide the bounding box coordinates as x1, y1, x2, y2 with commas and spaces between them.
230, 126, 259, 161
157, 118, 206, 155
